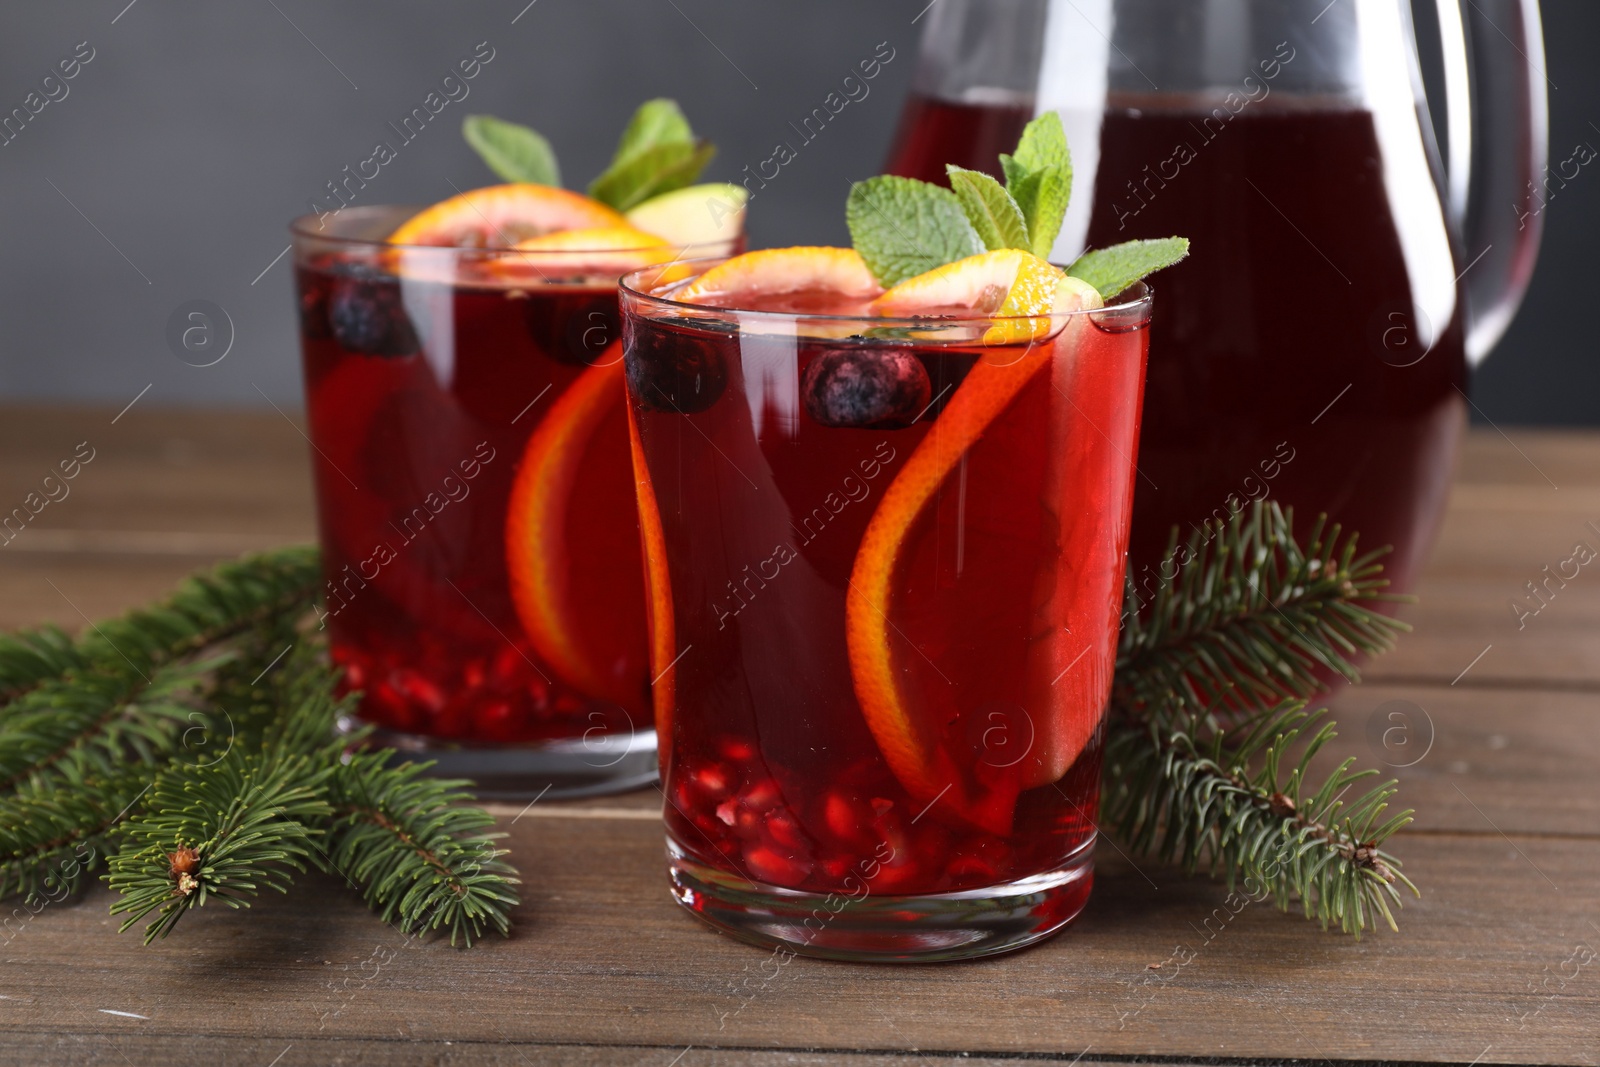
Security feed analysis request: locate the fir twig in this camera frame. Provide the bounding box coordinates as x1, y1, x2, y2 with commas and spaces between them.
0, 625, 84, 704
0, 752, 147, 904
322, 755, 520, 947
1106, 501, 1419, 937
1103, 703, 1416, 935
105, 751, 331, 942
1116, 504, 1408, 715
0, 654, 225, 792
103, 646, 340, 943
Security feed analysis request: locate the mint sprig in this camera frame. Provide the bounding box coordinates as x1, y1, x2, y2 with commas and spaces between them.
1069, 238, 1191, 301
946, 166, 1029, 253
1000, 113, 1072, 259
846, 176, 983, 287
461, 99, 714, 212
462, 114, 561, 186
588, 99, 715, 212
846, 111, 1189, 298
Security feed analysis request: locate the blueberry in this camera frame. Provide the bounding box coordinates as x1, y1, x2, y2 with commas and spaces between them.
523, 293, 619, 366
801, 346, 931, 429
328, 275, 420, 357
625, 323, 727, 414
297, 278, 332, 340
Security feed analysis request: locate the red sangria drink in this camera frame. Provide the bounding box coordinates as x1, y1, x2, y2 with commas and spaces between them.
621, 247, 1152, 960
290, 176, 744, 796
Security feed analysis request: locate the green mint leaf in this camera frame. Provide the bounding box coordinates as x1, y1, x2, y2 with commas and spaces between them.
1012, 111, 1069, 174
589, 140, 716, 212
946, 165, 1029, 252
1068, 237, 1190, 299
462, 114, 560, 186
847, 175, 984, 287
1001, 113, 1072, 259
589, 99, 713, 211
613, 98, 693, 163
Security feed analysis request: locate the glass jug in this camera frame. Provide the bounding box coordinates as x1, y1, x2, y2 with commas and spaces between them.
886, 0, 1546, 594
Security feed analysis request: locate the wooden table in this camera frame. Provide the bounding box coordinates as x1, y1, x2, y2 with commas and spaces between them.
2, 407, 1596, 1066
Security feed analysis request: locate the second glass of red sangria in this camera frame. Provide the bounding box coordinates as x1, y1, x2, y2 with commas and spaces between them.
291, 102, 745, 796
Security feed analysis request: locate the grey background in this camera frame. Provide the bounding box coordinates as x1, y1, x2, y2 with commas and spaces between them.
0, 0, 1594, 423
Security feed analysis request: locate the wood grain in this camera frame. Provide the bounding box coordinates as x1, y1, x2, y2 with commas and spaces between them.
0, 821, 1593, 1064
1, 408, 1597, 1065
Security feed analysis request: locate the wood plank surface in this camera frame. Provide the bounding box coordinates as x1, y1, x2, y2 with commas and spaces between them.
1, 826, 1594, 1064
0, 407, 1597, 1066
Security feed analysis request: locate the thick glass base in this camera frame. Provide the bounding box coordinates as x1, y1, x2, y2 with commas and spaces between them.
666, 834, 1095, 962
346, 718, 659, 799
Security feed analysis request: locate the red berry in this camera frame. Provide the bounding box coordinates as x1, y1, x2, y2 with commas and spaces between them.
743, 844, 811, 887
766, 812, 804, 850
718, 737, 757, 763
742, 778, 782, 814
473, 699, 519, 742
821, 793, 875, 850
392, 669, 446, 713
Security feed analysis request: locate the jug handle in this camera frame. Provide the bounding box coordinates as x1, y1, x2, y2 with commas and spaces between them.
1433, 0, 1549, 364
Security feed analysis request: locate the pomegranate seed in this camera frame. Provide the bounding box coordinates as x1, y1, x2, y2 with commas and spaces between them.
743, 844, 811, 887
368, 680, 419, 732
463, 659, 487, 689
392, 669, 446, 713
743, 778, 781, 813
947, 856, 1000, 884
821, 793, 874, 849
473, 699, 519, 742
716, 799, 738, 827
718, 737, 757, 762
489, 645, 526, 686
694, 762, 734, 799
766, 812, 804, 849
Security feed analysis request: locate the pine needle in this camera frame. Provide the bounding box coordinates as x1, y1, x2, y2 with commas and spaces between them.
1106, 502, 1420, 937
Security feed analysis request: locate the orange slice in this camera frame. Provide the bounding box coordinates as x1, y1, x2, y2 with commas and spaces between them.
490, 226, 679, 280
627, 402, 677, 771
390, 184, 625, 247
505, 354, 648, 713
869, 249, 1066, 344
676, 247, 881, 306
846, 272, 1104, 835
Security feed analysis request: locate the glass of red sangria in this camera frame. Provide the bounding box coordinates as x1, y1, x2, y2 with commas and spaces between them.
620, 245, 1152, 960
290, 173, 744, 796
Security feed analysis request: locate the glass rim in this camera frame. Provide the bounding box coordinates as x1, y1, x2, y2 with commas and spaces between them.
619, 256, 1152, 328
287, 204, 743, 257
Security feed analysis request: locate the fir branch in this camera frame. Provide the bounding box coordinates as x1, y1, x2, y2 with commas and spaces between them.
105, 750, 330, 943
1102, 704, 1416, 935
0, 654, 225, 792
1107, 502, 1419, 937
0, 751, 147, 904
74, 545, 320, 675
102, 643, 339, 943
1116, 503, 1408, 716
0, 625, 84, 704
321, 754, 519, 947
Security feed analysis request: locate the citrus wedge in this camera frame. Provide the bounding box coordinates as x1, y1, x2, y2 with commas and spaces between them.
625, 183, 748, 246
869, 249, 1066, 344
505, 353, 649, 713
846, 272, 1104, 835
676, 247, 881, 306
490, 225, 676, 278
390, 183, 625, 247
627, 402, 677, 770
